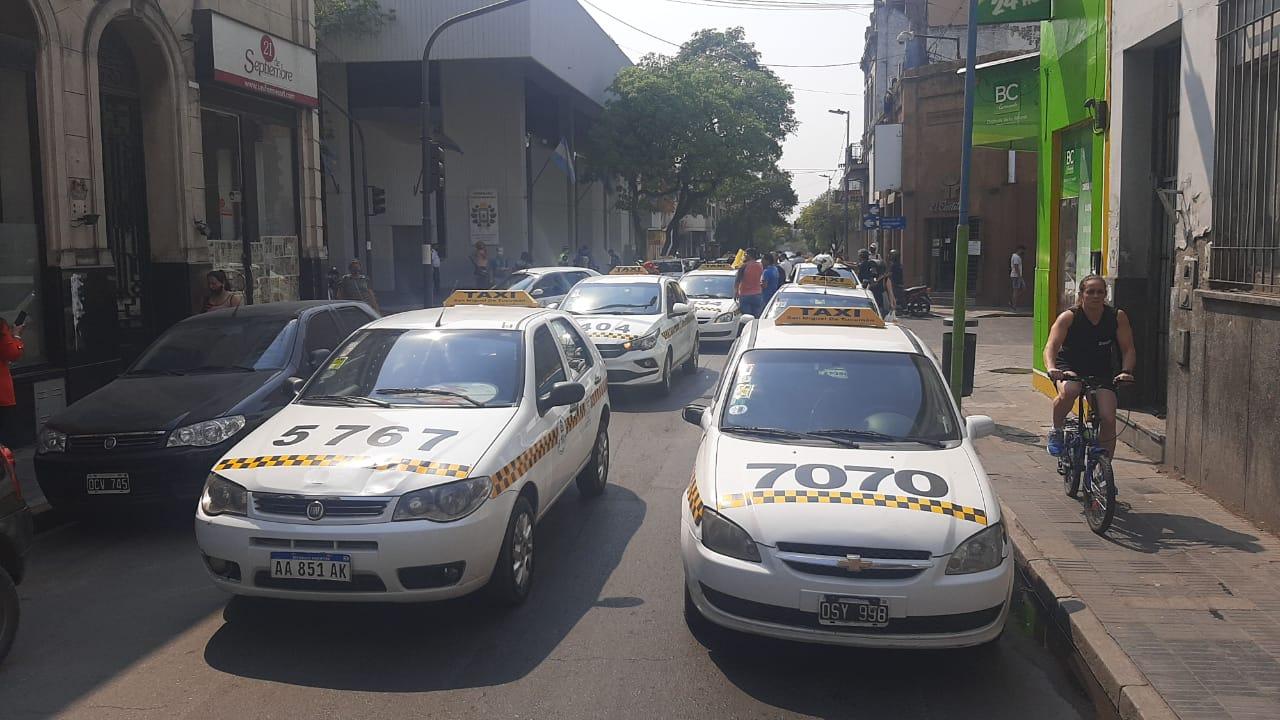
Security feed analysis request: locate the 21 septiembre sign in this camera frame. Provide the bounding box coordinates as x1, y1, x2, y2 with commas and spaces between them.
978, 0, 1052, 24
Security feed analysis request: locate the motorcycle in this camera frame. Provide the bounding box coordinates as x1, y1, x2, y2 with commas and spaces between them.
901, 286, 933, 317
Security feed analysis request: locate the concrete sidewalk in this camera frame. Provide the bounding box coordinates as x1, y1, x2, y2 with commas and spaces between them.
918, 316, 1280, 720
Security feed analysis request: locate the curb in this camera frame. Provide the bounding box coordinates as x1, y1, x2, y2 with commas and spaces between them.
1002, 502, 1179, 720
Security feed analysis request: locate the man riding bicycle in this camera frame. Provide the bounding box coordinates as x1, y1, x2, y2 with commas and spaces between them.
1044, 275, 1136, 458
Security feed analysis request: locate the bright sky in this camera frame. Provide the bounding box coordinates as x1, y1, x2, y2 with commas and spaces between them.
576, 0, 872, 218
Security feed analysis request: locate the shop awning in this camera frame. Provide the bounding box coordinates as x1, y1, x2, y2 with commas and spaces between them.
959, 52, 1040, 152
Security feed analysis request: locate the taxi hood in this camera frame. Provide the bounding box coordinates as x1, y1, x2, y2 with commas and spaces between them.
213, 404, 517, 496
711, 434, 993, 556
573, 314, 661, 340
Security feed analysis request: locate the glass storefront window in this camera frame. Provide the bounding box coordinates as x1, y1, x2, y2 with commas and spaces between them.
201, 109, 248, 297
252, 122, 299, 304
0, 66, 45, 367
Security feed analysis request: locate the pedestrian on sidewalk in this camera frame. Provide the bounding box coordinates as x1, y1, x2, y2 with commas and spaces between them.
856, 249, 895, 317
735, 249, 765, 318
489, 247, 510, 285
336, 259, 382, 314
761, 252, 782, 305
471, 242, 492, 289
202, 270, 242, 313
1010, 245, 1026, 310
430, 247, 442, 294
1044, 274, 1136, 458
888, 249, 905, 309
515, 251, 533, 272
0, 317, 24, 438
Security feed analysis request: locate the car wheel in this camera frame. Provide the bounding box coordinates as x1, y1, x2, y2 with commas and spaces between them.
0, 565, 19, 664
657, 350, 673, 396
576, 419, 610, 498
487, 495, 536, 606
682, 339, 700, 375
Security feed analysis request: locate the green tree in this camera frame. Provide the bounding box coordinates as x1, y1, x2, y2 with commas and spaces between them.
316, 0, 393, 38
587, 28, 796, 251
795, 191, 845, 253
715, 168, 798, 251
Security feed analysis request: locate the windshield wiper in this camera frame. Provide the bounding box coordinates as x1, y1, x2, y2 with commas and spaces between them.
181, 365, 257, 374
723, 426, 861, 448
809, 428, 948, 448
124, 368, 187, 377
587, 302, 657, 312
302, 394, 393, 408
375, 388, 485, 407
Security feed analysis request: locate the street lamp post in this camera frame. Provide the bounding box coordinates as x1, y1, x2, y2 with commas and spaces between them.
828, 109, 851, 256
947, 0, 981, 405
421, 0, 530, 308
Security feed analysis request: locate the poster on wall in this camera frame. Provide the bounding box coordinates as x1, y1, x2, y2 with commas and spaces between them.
469, 189, 500, 245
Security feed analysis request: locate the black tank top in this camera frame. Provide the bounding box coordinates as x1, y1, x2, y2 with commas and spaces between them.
1056, 306, 1118, 378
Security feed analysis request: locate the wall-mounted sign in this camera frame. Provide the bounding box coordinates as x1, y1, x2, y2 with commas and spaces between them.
978, 0, 1052, 25
194, 11, 318, 107
469, 189, 500, 244
973, 54, 1040, 150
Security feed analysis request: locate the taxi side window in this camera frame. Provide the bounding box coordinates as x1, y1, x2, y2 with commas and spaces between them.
665, 282, 681, 313
304, 311, 342, 354
534, 274, 569, 297
532, 325, 568, 395
549, 318, 595, 377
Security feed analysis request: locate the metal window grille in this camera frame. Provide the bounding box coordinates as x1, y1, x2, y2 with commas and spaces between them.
1212, 0, 1280, 293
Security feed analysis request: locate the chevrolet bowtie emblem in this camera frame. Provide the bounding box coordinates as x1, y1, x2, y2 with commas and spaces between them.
837, 555, 875, 572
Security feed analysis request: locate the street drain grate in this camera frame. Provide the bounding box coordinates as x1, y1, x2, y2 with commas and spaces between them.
991, 367, 1033, 374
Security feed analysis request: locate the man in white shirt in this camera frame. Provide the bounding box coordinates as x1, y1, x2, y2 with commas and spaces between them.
1010, 245, 1026, 310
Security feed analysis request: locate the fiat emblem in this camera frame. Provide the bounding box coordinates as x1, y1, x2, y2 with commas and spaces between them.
306, 500, 326, 521
103, 436, 117, 450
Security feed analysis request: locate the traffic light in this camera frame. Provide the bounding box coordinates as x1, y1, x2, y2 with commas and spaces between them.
368, 185, 386, 216
426, 142, 446, 193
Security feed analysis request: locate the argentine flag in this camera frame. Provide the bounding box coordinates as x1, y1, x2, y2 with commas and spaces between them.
552, 139, 577, 184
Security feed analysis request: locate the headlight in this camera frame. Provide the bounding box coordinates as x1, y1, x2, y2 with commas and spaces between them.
167, 416, 246, 448
714, 311, 735, 323
38, 426, 66, 454
700, 508, 761, 562
393, 477, 491, 522
945, 522, 1007, 575
623, 330, 659, 352
201, 473, 248, 517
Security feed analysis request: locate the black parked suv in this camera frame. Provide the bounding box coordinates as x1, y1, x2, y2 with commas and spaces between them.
0, 443, 33, 663
34, 301, 377, 514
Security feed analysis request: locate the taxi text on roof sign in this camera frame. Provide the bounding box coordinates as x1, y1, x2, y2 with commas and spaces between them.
774, 305, 885, 328
699, 263, 734, 271
798, 275, 857, 289
442, 290, 539, 308
609, 265, 651, 275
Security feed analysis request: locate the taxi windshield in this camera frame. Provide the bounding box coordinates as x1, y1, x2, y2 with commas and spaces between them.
561, 283, 660, 316
765, 292, 877, 318
719, 349, 960, 444
680, 274, 735, 299
302, 329, 522, 407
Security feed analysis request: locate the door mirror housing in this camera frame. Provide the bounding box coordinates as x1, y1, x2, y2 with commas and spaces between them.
671, 302, 691, 317
546, 301, 560, 310
966, 415, 996, 439
532, 287, 545, 297
538, 381, 586, 414
308, 348, 332, 372
682, 404, 707, 427
286, 376, 306, 397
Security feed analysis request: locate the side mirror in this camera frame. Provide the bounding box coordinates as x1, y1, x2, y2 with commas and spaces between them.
532, 288, 545, 297
740, 314, 756, 323
308, 348, 332, 371
538, 381, 586, 414
547, 301, 560, 310
286, 376, 306, 397
682, 404, 707, 426
671, 302, 691, 316
966, 415, 996, 439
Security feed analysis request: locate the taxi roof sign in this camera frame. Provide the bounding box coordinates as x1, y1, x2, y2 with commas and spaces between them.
698, 263, 734, 271
442, 290, 539, 308
774, 305, 885, 328
798, 275, 857, 289
609, 265, 651, 275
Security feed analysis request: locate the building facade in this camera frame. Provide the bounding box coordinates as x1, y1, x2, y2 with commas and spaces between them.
0, 0, 324, 446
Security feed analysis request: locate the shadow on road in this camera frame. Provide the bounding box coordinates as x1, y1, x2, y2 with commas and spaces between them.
202, 484, 647, 692
1105, 510, 1264, 555
609, 359, 723, 414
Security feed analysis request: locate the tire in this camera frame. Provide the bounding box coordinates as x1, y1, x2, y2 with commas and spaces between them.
1062, 425, 1081, 498
682, 339, 699, 375
0, 565, 19, 665
487, 495, 536, 606
1084, 454, 1117, 535
576, 419, 610, 498
657, 350, 673, 396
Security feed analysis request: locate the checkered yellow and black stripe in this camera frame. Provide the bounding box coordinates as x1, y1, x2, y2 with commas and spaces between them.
214, 454, 471, 479
489, 381, 609, 498
687, 477, 704, 525
662, 313, 696, 339
718, 490, 988, 526
587, 330, 638, 342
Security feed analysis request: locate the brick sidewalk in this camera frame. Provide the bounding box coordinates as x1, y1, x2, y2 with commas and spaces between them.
931, 317, 1280, 720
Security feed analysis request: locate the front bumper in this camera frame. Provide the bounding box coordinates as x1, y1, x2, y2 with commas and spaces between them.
35, 444, 230, 511
696, 315, 738, 341
680, 516, 1012, 648
194, 491, 515, 602
601, 348, 665, 385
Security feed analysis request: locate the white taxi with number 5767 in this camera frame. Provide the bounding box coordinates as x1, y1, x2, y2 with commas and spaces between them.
680, 305, 1011, 648
195, 291, 611, 605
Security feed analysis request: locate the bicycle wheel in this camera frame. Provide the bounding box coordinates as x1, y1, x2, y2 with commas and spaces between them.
1062, 426, 1081, 498
1084, 453, 1117, 534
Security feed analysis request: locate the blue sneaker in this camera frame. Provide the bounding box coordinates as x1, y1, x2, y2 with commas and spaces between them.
1047, 429, 1064, 456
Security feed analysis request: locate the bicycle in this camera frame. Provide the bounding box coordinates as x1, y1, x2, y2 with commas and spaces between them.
1055, 374, 1129, 535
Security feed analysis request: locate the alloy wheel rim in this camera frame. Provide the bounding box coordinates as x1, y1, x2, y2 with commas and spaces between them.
512, 512, 533, 589
597, 431, 609, 484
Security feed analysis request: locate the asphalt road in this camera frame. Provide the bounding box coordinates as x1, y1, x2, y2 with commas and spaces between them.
0, 339, 1094, 719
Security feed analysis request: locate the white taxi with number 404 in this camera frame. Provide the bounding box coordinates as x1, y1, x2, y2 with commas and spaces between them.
556, 268, 700, 395
679, 305, 1011, 648
195, 290, 611, 605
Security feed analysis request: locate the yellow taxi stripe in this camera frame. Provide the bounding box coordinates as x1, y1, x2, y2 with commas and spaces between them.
490, 381, 609, 497
214, 454, 471, 479
718, 489, 988, 526
687, 477, 704, 525
662, 314, 696, 339
587, 331, 638, 341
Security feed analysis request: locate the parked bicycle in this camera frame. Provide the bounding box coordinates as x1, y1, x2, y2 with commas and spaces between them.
1057, 374, 1131, 534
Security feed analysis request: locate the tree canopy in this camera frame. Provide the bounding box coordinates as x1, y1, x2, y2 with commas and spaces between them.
587, 28, 797, 245
315, 0, 393, 38
794, 190, 847, 253
715, 169, 798, 250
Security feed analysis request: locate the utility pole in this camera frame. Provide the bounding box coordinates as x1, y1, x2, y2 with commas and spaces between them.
949, 0, 980, 405
829, 109, 851, 256
420, 0, 529, 308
